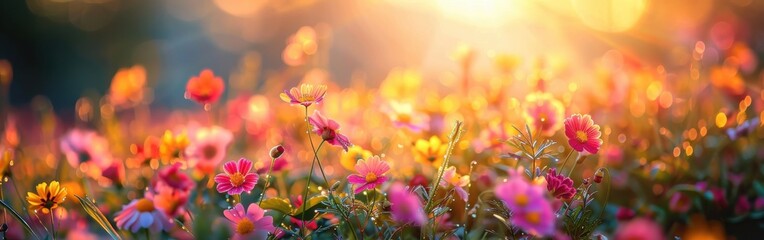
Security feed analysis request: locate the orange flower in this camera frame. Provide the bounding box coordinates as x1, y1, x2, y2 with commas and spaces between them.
27, 181, 67, 214
186, 69, 225, 105
108, 65, 146, 106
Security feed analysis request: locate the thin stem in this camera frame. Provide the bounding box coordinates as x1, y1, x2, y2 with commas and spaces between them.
598, 168, 611, 219
258, 157, 277, 205
558, 150, 574, 171
49, 213, 55, 240
299, 151, 317, 237
144, 228, 150, 240
566, 153, 583, 178
423, 121, 464, 238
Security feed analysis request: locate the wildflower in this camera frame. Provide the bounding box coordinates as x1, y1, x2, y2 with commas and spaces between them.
26, 181, 67, 214
279, 83, 327, 107
108, 65, 146, 106
159, 130, 189, 161
347, 155, 389, 194
495, 169, 555, 236
615, 207, 635, 221
545, 168, 576, 200
523, 92, 564, 136
563, 114, 603, 154
185, 126, 233, 174
413, 136, 448, 167
214, 158, 258, 195
151, 185, 189, 218
114, 195, 171, 233
386, 101, 429, 132
472, 121, 513, 153
224, 203, 275, 240
156, 163, 194, 192
308, 110, 352, 151
594, 168, 605, 183
440, 166, 469, 201
289, 196, 318, 231
186, 69, 225, 105
255, 157, 288, 174
614, 218, 664, 240
60, 129, 113, 169
340, 146, 372, 171
408, 174, 429, 190
388, 183, 426, 226
269, 145, 285, 159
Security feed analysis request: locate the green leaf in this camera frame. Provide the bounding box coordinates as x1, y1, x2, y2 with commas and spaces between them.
291, 195, 328, 221
0, 200, 41, 240
260, 197, 292, 214
75, 195, 123, 240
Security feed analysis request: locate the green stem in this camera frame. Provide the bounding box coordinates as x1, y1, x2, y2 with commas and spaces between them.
558, 150, 574, 171
423, 121, 464, 238
299, 151, 318, 237
598, 168, 611, 219
566, 153, 583, 178
49, 213, 55, 240
258, 156, 277, 205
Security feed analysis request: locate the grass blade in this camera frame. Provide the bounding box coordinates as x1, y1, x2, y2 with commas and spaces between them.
0, 200, 41, 240
75, 195, 122, 240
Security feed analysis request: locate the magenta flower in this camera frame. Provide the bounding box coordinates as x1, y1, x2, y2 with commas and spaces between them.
440, 166, 469, 201
495, 169, 555, 237
347, 155, 389, 194
668, 193, 691, 213
308, 110, 352, 151
523, 92, 564, 137
255, 157, 288, 174
614, 218, 664, 240
388, 183, 426, 226
185, 125, 233, 174
114, 194, 172, 233
563, 114, 603, 154
545, 168, 576, 200
223, 203, 275, 240
156, 162, 194, 192
214, 158, 258, 195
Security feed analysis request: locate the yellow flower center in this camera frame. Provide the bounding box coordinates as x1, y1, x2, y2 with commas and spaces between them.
450, 175, 461, 185
230, 173, 245, 187
236, 218, 256, 235
524, 212, 540, 224
365, 172, 378, 183
135, 198, 155, 212
575, 130, 588, 143
396, 113, 411, 123
514, 195, 529, 206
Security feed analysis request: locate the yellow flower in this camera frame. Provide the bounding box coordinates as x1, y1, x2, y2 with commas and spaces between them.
27, 181, 67, 214
413, 136, 448, 167
341, 146, 373, 171
160, 130, 189, 161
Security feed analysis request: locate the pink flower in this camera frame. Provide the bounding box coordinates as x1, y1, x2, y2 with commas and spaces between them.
255, 157, 288, 174
563, 114, 603, 154
523, 92, 564, 137
495, 169, 555, 236
60, 129, 113, 169
308, 110, 352, 151
114, 195, 172, 233
668, 193, 691, 213
214, 158, 258, 195
223, 203, 275, 240
279, 83, 327, 107
440, 166, 469, 201
150, 185, 189, 218
347, 155, 389, 194
614, 218, 664, 240
388, 183, 426, 226
735, 197, 751, 215
545, 168, 576, 200
289, 195, 318, 230
156, 163, 194, 192
472, 121, 512, 153
185, 125, 233, 174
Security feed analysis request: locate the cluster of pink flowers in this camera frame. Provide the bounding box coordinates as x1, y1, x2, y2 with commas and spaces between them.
495, 169, 556, 237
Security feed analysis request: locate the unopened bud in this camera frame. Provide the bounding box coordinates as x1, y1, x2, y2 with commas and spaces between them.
330, 181, 342, 191
594, 168, 605, 183
269, 145, 284, 159
582, 177, 591, 186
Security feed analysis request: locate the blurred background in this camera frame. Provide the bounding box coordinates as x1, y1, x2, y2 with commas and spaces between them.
1, 0, 763, 111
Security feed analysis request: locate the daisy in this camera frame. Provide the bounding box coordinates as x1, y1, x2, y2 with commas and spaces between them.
388, 183, 426, 226
186, 69, 225, 105
114, 195, 172, 233
308, 110, 352, 151
347, 155, 389, 194
563, 114, 603, 154
27, 181, 67, 214
545, 168, 576, 200
185, 125, 233, 174
214, 158, 258, 195
279, 83, 327, 107
413, 136, 447, 167
223, 203, 275, 240
440, 166, 470, 201
523, 92, 564, 137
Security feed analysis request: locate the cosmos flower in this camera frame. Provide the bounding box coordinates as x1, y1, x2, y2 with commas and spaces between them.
614, 218, 664, 240
186, 69, 225, 105
308, 110, 351, 151
279, 83, 327, 107
150, 185, 189, 218
114, 195, 172, 233
60, 129, 113, 169
185, 125, 233, 174
214, 158, 258, 195
108, 65, 146, 106
347, 155, 389, 194
440, 166, 469, 201
388, 183, 426, 226
545, 168, 576, 200
156, 163, 194, 192
495, 169, 555, 236
413, 136, 448, 167
523, 92, 564, 137
340, 146, 372, 171
223, 203, 275, 240
563, 114, 603, 154
27, 181, 67, 214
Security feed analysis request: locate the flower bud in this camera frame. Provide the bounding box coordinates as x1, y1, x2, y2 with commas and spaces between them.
582, 177, 591, 186
330, 181, 342, 191
594, 168, 605, 183
269, 145, 285, 159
